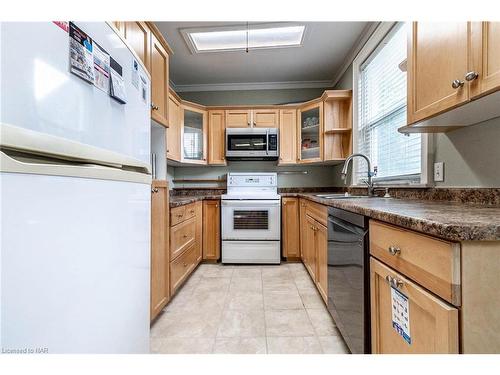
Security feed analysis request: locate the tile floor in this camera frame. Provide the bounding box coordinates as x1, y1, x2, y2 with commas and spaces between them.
150, 262, 349, 354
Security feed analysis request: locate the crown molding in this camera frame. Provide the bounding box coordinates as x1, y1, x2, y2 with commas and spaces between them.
173, 80, 334, 93
330, 22, 380, 88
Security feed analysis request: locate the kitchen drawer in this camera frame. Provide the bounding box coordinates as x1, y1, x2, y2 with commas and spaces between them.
170, 216, 196, 260
305, 200, 328, 226
170, 243, 197, 295
370, 257, 459, 354
170, 202, 196, 226
369, 220, 461, 306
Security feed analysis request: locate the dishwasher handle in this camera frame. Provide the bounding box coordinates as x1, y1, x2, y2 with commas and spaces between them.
328, 216, 367, 238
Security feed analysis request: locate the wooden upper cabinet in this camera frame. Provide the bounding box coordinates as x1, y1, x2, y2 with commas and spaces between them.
370, 257, 459, 354
408, 22, 470, 124
278, 109, 297, 164
225, 109, 251, 128
298, 101, 323, 163
181, 104, 208, 164
150, 32, 169, 127
150, 181, 169, 321
167, 92, 181, 161
208, 110, 226, 165
122, 22, 151, 71
315, 222, 328, 303
202, 200, 221, 261
470, 22, 500, 98
282, 198, 300, 259
252, 109, 279, 128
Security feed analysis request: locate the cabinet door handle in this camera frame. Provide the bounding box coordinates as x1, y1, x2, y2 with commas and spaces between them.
465, 71, 479, 81
451, 79, 464, 89
388, 246, 401, 256
385, 275, 404, 289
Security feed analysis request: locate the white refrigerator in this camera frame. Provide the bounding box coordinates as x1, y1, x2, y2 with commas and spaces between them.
0, 22, 152, 353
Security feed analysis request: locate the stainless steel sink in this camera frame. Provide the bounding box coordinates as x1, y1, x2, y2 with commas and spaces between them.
314, 193, 369, 199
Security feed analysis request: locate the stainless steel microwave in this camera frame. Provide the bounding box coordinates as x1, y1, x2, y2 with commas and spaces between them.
225, 128, 279, 160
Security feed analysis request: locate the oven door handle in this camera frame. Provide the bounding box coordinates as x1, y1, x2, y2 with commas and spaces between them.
222, 200, 280, 207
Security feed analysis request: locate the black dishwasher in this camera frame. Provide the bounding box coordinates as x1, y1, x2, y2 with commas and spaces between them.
327, 207, 370, 354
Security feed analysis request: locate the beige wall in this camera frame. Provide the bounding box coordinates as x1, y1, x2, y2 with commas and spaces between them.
334, 63, 500, 188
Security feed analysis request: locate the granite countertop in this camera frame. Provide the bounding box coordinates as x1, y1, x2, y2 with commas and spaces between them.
169, 194, 221, 208
169, 191, 500, 241
283, 193, 500, 242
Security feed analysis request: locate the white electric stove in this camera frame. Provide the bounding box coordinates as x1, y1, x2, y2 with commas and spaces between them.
221, 173, 281, 264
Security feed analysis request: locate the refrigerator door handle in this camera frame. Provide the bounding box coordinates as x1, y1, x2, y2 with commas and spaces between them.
0, 123, 150, 174
0, 149, 151, 184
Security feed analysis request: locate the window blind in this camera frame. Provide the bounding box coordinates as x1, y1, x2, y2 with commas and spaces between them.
356, 23, 421, 183
183, 127, 203, 160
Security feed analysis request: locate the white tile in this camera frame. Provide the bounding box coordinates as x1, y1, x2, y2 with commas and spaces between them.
150, 337, 215, 354
267, 336, 322, 354
217, 309, 266, 338
213, 337, 267, 354
226, 291, 264, 310
263, 290, 304, 310
318, 336, 349, 354
306, 308, 338, 336
265, 309, 315, 337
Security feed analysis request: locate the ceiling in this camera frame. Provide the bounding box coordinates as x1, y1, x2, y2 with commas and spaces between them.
154, 22, 374, 92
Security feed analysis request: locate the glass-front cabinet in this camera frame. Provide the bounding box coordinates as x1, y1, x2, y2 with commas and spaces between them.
298, 101, 323, 163
182, 105, 207, 164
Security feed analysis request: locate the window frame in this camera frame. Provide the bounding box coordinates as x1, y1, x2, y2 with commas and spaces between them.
351, 22, 433, 187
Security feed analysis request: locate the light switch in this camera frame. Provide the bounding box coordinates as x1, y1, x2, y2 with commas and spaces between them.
434, 162, 444, 182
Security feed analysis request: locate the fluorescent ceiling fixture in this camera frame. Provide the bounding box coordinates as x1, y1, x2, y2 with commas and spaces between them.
185, 25, 306, 53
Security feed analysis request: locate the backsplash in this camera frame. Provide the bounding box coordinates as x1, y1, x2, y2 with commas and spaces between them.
168, 162, 341, 189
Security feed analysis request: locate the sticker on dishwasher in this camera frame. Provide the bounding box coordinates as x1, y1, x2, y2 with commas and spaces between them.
391, 287, 411, 344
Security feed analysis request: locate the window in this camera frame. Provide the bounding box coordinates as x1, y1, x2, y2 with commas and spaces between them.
355, 23, 422, 184
181, 24, 306, 53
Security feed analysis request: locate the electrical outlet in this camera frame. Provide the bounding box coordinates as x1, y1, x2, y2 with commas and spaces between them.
434, 162, 444, 182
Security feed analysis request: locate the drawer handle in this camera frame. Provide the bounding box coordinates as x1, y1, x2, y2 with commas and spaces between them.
183, 262, 187, 267
388, 246, 401, 256
176, 214, 183, 218
385, 275, 404, 289
183, 234, 188, 238
189, 210, 195, 214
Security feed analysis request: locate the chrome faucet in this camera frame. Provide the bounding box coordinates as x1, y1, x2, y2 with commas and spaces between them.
341, 153, 377, 197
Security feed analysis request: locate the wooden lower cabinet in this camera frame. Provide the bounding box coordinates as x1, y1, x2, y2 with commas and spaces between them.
202, 200, 221, 261
370, 257, 459, 354
150, 180, 169, 321
299, 199, 308, 262
168, 201, 202, 297
315, 222, 328, 302
170, 243, 198, 295
303, 215, 316, 280
194, 201, 203, 263
282, 198, 300, 259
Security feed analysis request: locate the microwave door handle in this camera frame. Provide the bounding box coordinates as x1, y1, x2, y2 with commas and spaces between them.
266, 129, 269, 155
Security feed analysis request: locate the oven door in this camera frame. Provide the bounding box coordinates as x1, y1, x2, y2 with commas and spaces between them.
226, 133, 268, 158
221, 199, 280, 240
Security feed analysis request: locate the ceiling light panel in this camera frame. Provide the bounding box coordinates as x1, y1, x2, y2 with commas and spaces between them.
187, 25, 306, 53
